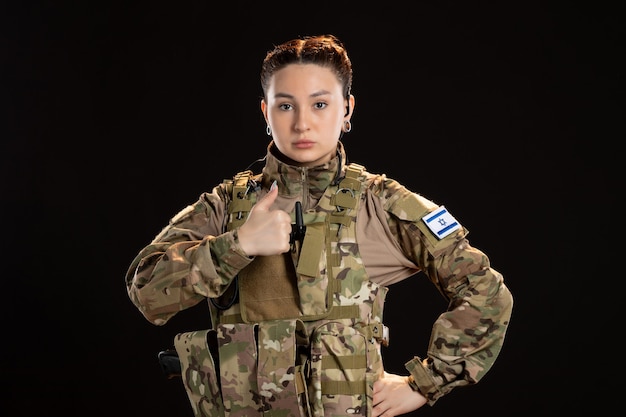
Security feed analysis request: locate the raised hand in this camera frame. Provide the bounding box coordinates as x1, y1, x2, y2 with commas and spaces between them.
236, 181, 292, 256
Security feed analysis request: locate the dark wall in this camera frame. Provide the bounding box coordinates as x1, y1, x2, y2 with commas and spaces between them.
2, 1, 619, 416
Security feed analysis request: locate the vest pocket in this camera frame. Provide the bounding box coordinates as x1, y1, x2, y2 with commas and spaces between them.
309, 321, 383, 417
174, 329, 225, 417
175, 321, 312, 417
256, 319, 311, 417
174, 324, 259, 417
296, 224, 329, 318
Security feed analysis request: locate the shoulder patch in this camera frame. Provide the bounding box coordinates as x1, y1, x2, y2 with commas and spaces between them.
382, 179, 438, 222
422, 206, 461, 239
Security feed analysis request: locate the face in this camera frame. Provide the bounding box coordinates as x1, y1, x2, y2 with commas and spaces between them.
261, 63, 355, 167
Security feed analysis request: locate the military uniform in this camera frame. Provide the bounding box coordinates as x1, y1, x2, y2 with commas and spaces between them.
126, 141, 513, 417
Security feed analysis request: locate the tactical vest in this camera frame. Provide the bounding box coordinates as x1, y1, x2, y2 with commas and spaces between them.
174, 163, 389, 417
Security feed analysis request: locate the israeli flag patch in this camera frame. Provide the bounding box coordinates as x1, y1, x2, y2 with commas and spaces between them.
422, 206, 460, 239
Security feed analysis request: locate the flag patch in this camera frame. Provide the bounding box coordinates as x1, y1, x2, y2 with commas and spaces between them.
422, 206, 460, 239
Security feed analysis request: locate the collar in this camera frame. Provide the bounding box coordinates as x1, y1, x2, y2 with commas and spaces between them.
260, 141, 347, 200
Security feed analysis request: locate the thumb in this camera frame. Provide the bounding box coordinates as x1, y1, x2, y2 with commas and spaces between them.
254, 180, 279, 211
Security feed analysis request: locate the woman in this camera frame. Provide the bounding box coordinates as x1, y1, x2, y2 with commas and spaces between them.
126, 34, 513, 417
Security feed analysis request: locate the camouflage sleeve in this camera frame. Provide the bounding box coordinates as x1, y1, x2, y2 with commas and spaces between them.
125, 188, 254, 326
380, 178, 513, 406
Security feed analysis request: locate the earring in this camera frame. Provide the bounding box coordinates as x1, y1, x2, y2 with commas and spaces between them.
343, 120, 352, 133
266, 125, 272, 136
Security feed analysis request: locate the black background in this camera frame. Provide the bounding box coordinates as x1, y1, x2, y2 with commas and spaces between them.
1, 1, 620, 416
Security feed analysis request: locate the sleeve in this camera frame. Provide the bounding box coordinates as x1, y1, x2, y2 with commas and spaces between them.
381, 179, 514, 406
124, 187, 254, 326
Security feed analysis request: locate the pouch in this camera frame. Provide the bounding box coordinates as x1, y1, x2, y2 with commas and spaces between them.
308, 320, 383, 417
175, 320, 312, 417
174, 329, 225, 417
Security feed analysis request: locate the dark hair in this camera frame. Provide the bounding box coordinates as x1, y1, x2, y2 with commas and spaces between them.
260, 34, 353, 100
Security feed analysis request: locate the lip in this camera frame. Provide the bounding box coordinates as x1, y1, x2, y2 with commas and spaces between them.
293, 140, 315, 149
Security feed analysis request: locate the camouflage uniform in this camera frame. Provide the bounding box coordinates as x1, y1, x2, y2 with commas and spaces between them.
126, 141, 513, 417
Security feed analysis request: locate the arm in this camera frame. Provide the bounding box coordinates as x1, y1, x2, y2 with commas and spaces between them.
124, 187, 253, 325
381, 179, 514, 406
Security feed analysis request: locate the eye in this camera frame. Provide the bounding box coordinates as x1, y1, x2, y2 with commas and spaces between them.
314, 102, 327, 109
279, 103, 293, 111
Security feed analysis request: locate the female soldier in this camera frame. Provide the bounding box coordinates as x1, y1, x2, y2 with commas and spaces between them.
125, 34, 513, 417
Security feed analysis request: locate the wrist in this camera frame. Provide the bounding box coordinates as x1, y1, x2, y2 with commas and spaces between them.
233, 228, 253, 258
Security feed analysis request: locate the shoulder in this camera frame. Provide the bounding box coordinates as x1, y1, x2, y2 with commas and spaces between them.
360, 170, 437, 222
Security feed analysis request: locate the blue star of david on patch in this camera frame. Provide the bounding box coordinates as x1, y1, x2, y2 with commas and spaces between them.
422, 206, 461, 239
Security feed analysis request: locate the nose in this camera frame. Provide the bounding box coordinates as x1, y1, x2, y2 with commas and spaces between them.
294, 109, 310, 132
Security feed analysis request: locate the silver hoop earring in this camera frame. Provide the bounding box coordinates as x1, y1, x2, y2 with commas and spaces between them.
266, 125, 272, 136
343, 120, 352, 133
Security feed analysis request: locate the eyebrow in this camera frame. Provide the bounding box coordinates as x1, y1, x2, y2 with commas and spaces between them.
273, 90, 333, 99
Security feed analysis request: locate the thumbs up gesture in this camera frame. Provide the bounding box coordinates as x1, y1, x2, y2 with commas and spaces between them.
237, 181, 292, 256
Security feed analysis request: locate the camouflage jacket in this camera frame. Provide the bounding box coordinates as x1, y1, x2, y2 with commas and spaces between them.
125, 141, 513, 405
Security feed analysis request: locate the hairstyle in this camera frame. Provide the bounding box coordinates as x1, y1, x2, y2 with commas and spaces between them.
260, 34, 353, 100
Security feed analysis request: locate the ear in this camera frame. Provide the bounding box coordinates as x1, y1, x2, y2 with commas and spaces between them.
260, 99, 269, 124
344, 94, 356, 118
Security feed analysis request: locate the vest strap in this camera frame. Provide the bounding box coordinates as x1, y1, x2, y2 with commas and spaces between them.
322, 380, 366, 395
321, 354, 367, 395
218, 304, 360, 324
227, 170, 254, 230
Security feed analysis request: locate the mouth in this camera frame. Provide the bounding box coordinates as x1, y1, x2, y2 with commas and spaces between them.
293, 140, 315, 149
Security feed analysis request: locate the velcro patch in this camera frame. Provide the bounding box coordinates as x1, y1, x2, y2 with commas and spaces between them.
422, 206, 460, 239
